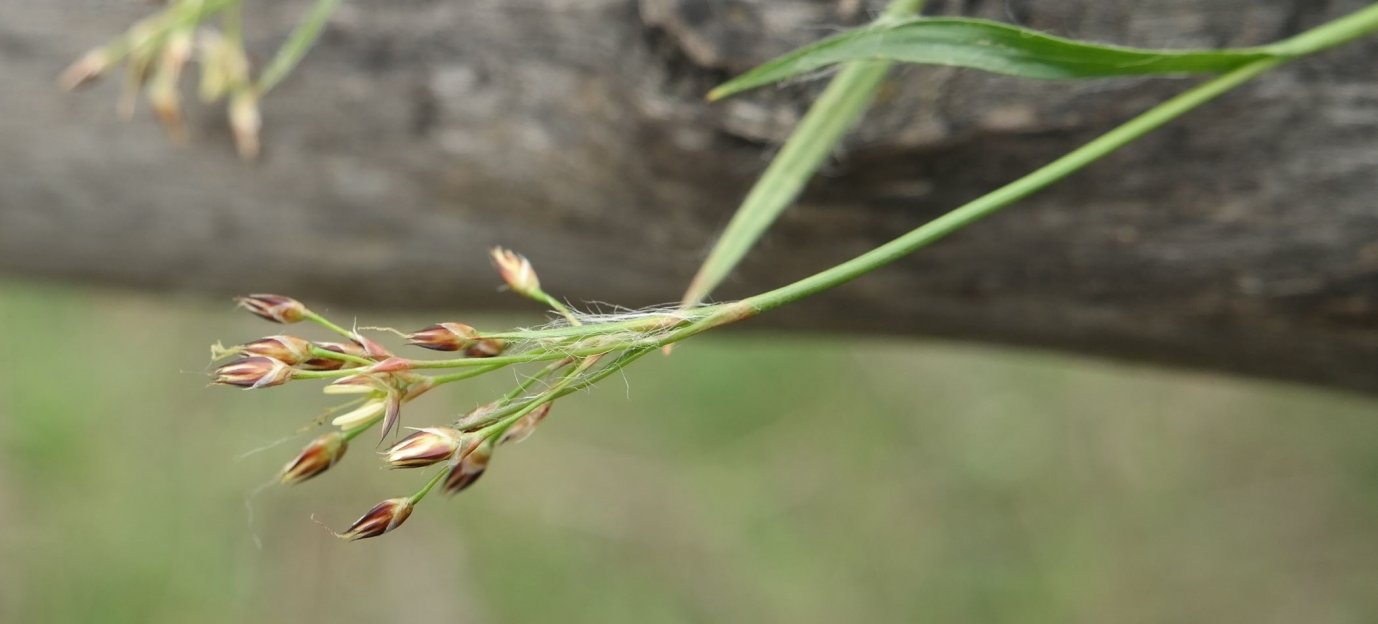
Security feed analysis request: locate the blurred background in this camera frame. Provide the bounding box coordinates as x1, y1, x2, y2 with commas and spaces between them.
3, 279, 1378, 623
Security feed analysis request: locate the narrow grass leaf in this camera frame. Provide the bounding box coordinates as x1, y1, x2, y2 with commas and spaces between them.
709, 17, 1276, 100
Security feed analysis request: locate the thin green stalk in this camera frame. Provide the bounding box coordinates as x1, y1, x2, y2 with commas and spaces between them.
309, 346, 372, 367
431, 364, 508, 387
408, 467, 449, 504
739, 58, 1285, 314
302, 310, 356, 340
256, 0, 342, 94
680, 0, 927, 307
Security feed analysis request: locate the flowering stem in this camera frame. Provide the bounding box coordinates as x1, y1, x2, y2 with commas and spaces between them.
533, 290, 582, 326
407, 467, 449, 504
309, 346, 372, 367
431, 364, 507, 387
302, 310, 356, 341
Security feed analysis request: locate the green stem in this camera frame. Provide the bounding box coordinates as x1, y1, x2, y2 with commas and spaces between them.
1266, 3, 1378, 57
255, 0, 342, 94
737, 56, 1286, 315
680, 0, 927, 307
302, 310, 356, 341
309, 346, 372, 367
407, 467, 449, 504
533, 290, 582, 326
431, 364, 508, 387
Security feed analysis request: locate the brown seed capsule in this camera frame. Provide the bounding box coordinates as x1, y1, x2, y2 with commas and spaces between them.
490, 247, 540, 297
464, 338, 507, 358
280, 431, 348, 485
500, 402, 553, 445
443, 440, 493, 495
336, 497, 413, 541
213, 356, 292, 389
405, 323, 479, 352
349, 331, 393, 360
383, 427, 469, 468
242, 335, 314, 365
234, 294, 306, 324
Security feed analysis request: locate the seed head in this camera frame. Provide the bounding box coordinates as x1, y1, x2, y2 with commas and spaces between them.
443, 440, 493, 495
383, 427, 470, 468
242, 335, 314, 365
350, 331, 393, 360
500, 402, 553, 445
465, 338, 507, 358
336, 497, 413, 541
235, 294, 306, 324
367, 357, 413, 374
406, 323, 479, 352
280, 431, 348, 485
490, 247, 540, 297
213, 356, 292, 389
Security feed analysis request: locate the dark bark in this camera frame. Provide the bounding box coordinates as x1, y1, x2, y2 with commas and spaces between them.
2, 0, 1378, 392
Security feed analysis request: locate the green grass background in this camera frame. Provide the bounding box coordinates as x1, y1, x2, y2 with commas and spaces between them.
2, 280, 1377, 623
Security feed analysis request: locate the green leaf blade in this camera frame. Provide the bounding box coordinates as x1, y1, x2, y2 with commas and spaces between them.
709, 18, 1277, 100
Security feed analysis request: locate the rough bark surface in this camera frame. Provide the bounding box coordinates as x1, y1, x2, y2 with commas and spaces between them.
2, 0, 1377, 392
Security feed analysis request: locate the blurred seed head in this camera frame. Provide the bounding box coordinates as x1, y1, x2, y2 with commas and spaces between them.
443, 440, 493, 495
406, 322, 479, 352
213, 356, 292, 389
336, 497, 413, 541
229, 90, 261, 160
60, 49, 112, 90
490, 247, 540, 297
242, 335, 314, 365
500, 402, 553, 445
235, 294, 306, 323
280, 431, 348, 485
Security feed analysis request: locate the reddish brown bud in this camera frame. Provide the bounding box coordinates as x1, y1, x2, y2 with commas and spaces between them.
464, 338, 507, 358
242, 335, 314, 365
301, 341, 367, 371
280, 431, 348, 484
336, 497, 413, 541
368, 357, 413, 374
235, 294, 306, 323
500, 402, 553, 445
490, 247, 540, 297
350, 331, 393, 360
213, 356, 292, 389
383, 427, 471, 468
443, 440, 493, 495
406, 323, 479, 352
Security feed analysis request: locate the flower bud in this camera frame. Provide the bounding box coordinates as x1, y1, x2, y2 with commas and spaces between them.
368, 357, 412, 374
383, 427, 471, 468
213, 356, 292, 389
490, 247, 540, 297
235, 294, 306, 324
331, 397, 387, 429
500, 402, 553, 445
350, 331, 393, 359
464, 338, 507, 358
443, 440, 493, 495
301, 341, 367, 371
280, 431, 348, 485
406, 323, 479, 352
242, 335, 314, 365
336, 497, 413, 541
323, 374, 384, 395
